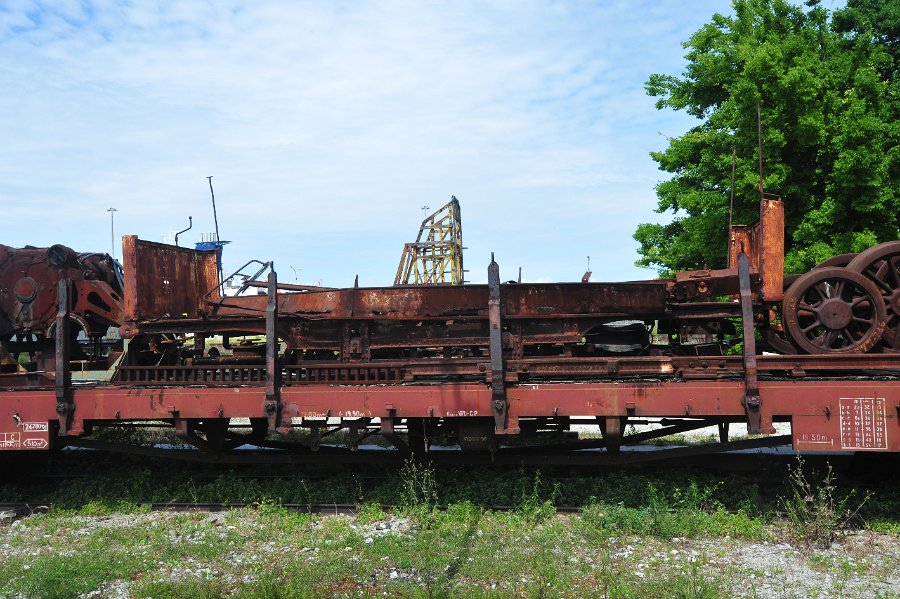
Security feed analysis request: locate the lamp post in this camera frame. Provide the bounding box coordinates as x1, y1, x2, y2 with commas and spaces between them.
107, 207, 117, 260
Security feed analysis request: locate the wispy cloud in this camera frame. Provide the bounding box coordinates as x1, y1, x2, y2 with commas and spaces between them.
0, 0, 732, 284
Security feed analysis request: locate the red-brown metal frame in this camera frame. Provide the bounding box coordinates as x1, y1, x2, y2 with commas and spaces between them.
1, 378, 897, 453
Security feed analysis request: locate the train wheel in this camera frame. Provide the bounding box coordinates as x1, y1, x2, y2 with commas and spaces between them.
847, 241, 900, 350
763, 326, 797, 355
783, 253, 859, 291
783, 267, 886, 354
815, 253, 858, 269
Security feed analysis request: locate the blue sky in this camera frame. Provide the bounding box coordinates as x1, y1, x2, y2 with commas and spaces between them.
0, 0, 738, 286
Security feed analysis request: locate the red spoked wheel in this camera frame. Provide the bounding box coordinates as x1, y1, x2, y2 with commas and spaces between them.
783, 267, 886, 354
847, 241, 900, 350
815, 253, 858, 269
783, 253, 858, 290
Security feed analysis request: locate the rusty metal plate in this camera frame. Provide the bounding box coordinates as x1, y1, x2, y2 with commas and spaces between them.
729, 197, 784, 302
759, 198, 785, 301
121, 236, 220, 325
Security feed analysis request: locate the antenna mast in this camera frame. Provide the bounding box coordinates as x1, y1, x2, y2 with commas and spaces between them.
757, 99, 765, 199
207, 176, 220, 243
728, 146, 736, 265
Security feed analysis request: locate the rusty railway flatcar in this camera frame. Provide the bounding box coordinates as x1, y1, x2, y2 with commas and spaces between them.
1, 194, 899, 463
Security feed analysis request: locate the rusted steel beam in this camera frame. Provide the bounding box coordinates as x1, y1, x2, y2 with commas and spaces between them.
194, 281, 670, 322
487, 255, 508, 433
54, 280, 73, 435
738, 252, 771, 434
244, 281, 338, 292
264, 271, 286, 434
671, 267, 753, 301
99, 351, 900, 388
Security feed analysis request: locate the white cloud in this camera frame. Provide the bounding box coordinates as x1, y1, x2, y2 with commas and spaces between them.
0, 0, 733, 284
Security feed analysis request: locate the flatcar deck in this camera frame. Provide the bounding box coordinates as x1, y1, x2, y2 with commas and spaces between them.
2, 357, 898, 457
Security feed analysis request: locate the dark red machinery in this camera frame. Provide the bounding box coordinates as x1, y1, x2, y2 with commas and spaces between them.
1, 195, 899, 461
0, 243, 123, 373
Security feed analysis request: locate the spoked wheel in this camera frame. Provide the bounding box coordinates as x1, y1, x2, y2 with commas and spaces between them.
847, 241, 900, 350
763, 325, 797, 355
816, 253, 858, 269
783, 253, 858, 290
783, 267, 887, 354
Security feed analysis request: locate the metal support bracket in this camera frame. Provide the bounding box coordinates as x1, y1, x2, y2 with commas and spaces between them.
601, 416, 624, 455
55, 279, 73, 436
264, 271, 286, 434
718, 421, 730, 442
738, 253, 774, 434
346, 418, 373, 451
488, 254, 507, 432
380, 409, 409, 453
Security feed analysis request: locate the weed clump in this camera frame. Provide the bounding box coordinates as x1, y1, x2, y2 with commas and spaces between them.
398, 459, 439, 523
581, 480, 766, 540
781, 456, 870, 548
355, 501, 386, 524
514, 471, 558, 522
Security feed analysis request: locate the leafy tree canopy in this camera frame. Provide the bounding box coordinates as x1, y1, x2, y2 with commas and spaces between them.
635, 0, 900, 276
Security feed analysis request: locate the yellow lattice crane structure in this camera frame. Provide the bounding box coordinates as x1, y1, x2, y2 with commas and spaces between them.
394, 197, 464, 285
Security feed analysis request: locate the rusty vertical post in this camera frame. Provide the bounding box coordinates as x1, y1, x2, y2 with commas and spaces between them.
738, 252, 773, 434
728, 147, 736, 266
264, 270, 283, 434
601, 416, 623, 455
193, 333, 205, 358
718, 421, 730, 443
55, 279, 71, 436
757, 98, 765, 198
488, 254, 507, 432
758, 197, 785, 302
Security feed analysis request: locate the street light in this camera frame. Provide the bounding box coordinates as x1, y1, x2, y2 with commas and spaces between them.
107, 207, 117, 260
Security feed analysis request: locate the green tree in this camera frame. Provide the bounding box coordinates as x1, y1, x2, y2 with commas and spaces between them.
635, 0, 900, 276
